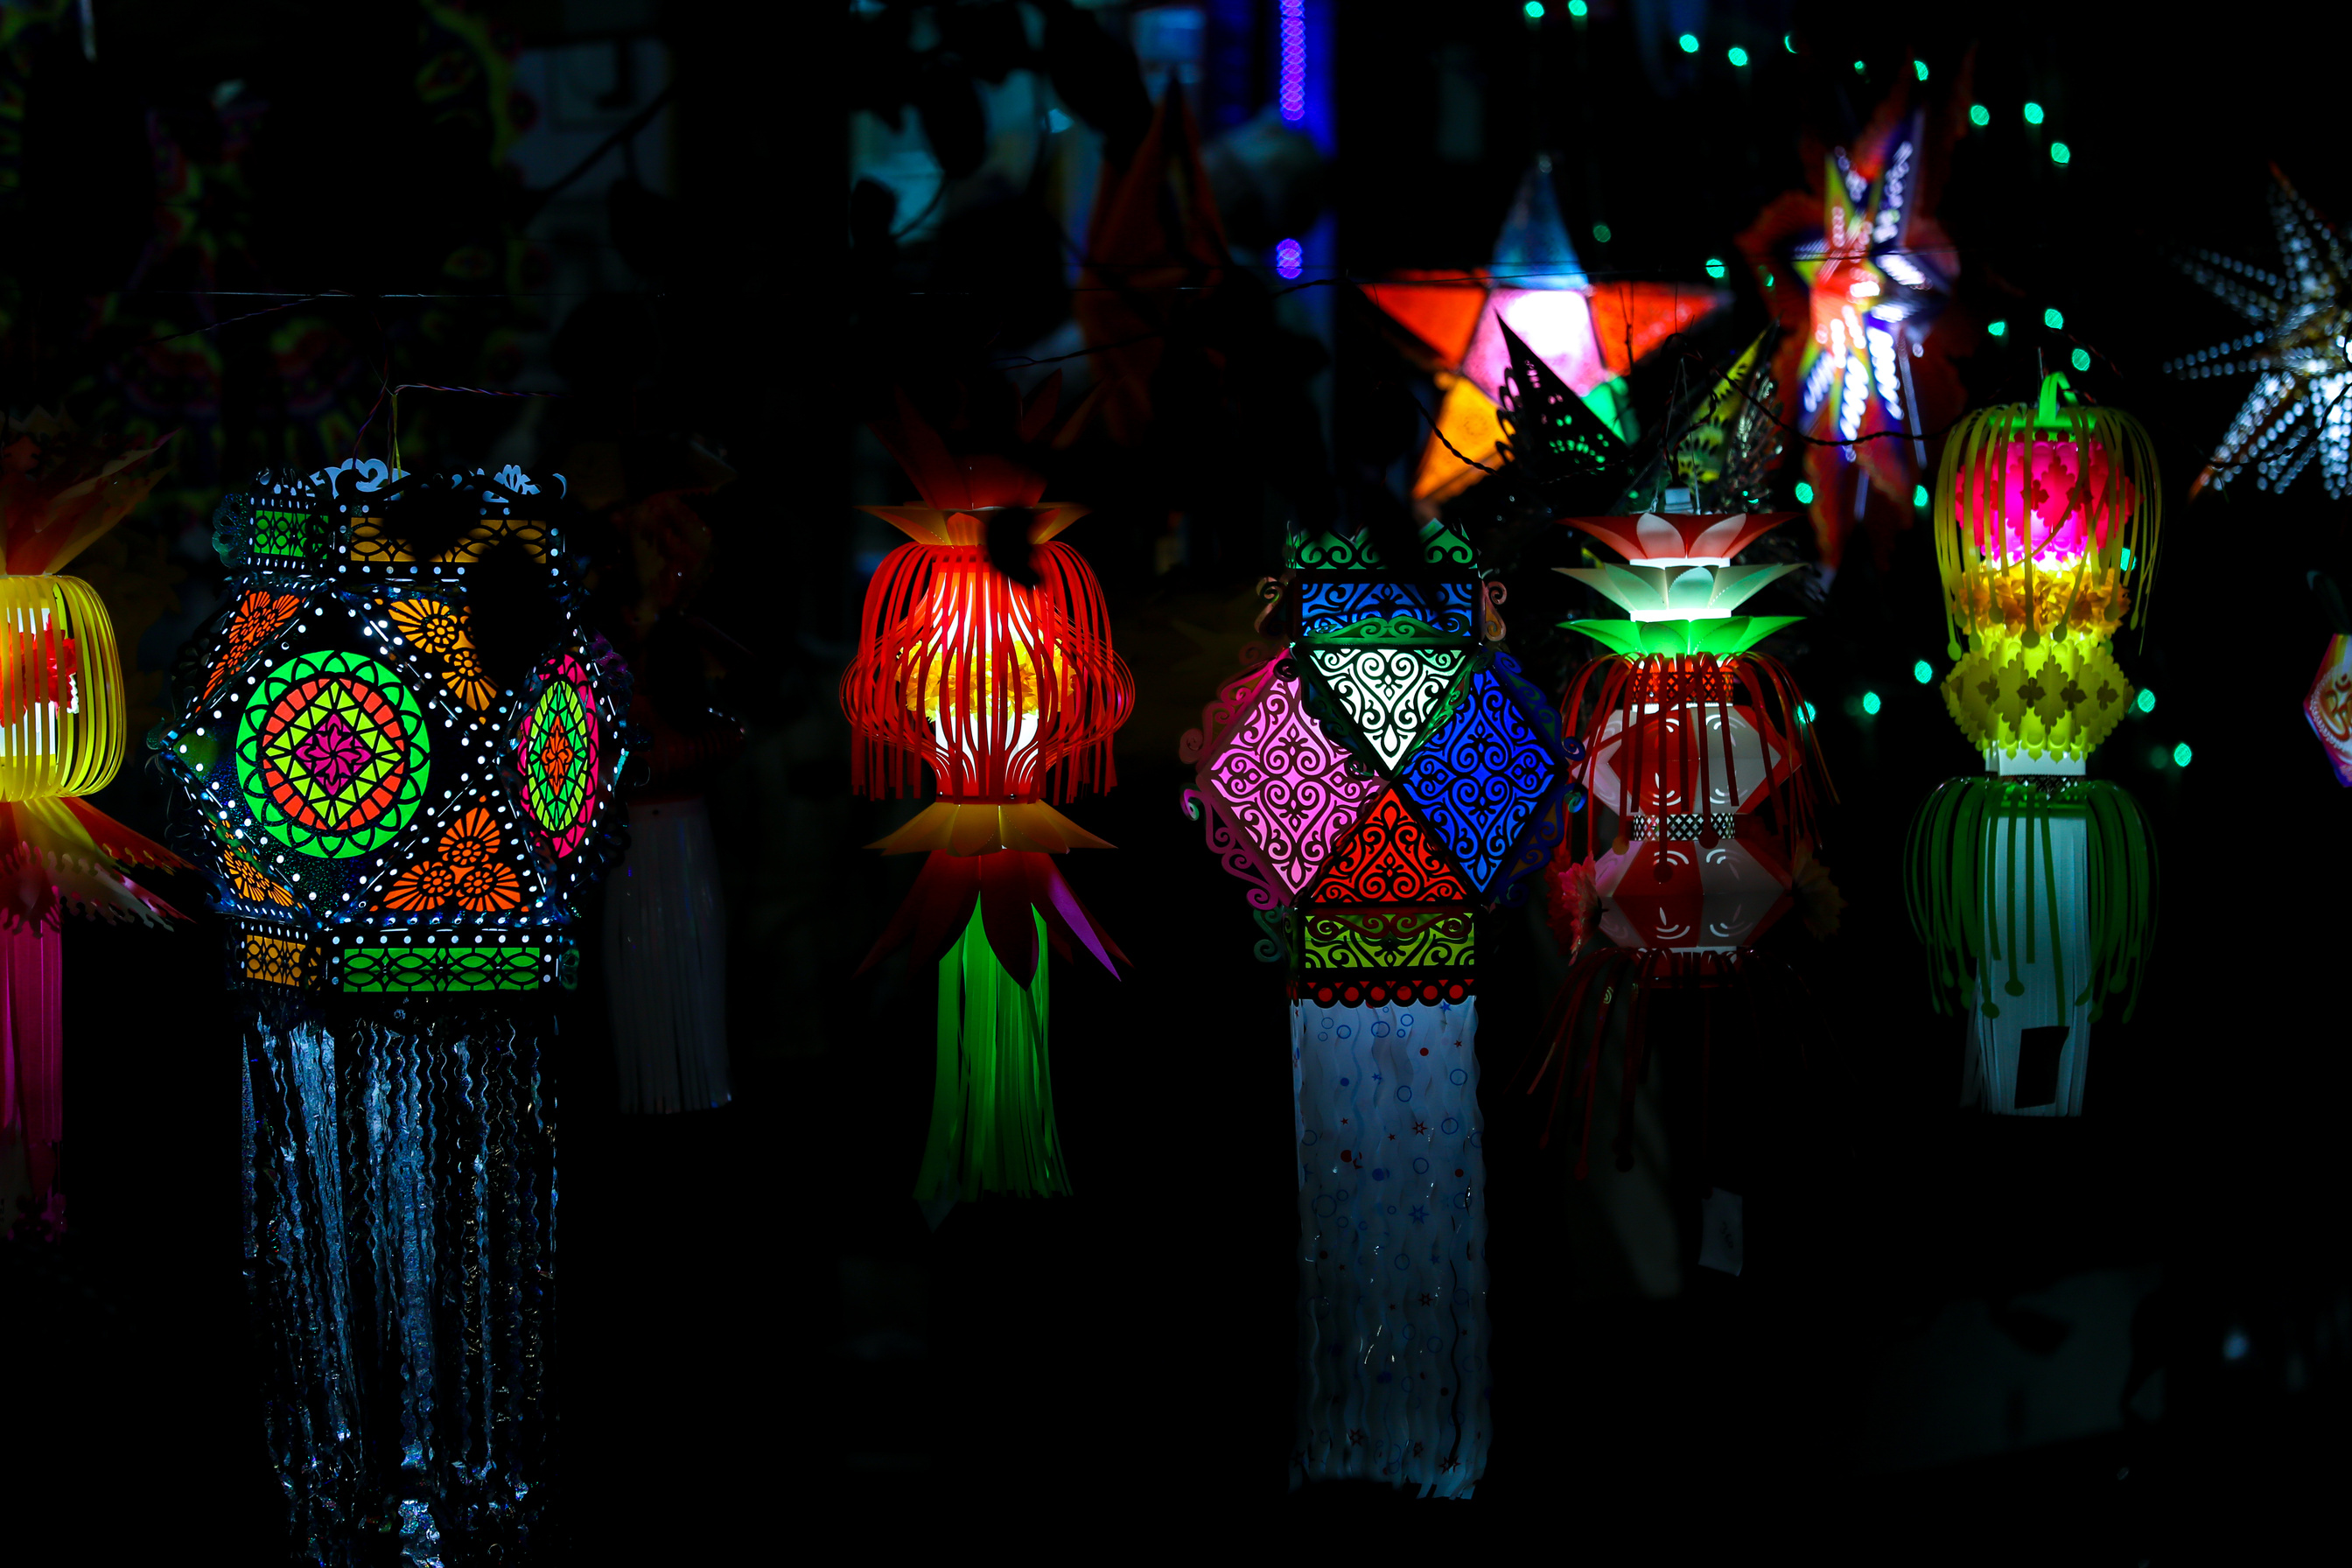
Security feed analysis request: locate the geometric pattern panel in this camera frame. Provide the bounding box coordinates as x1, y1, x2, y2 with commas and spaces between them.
1298, 906, 1476, 973
340, 942, 546, 993
1204, 662, 1382, 894
515, 654, 602, 859
375, 802, 529, 914
206, 589, 307, 700
384, 596, 500, 711
1306, 645, 1466, 769
236, 648, 432, 859
1308, 788, 1469, 905
1298, 578, 1477, 638
1399, 662, 1558, 891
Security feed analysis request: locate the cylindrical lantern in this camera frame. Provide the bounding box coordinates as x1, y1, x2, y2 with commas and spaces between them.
844, 394, 1131, 1209
1530, 507, 1837, 1176
0, 421, 182, 1238
155, 459, 629, 1558
1905, 373, 2160, 1116
1183, 516, 1571, 1496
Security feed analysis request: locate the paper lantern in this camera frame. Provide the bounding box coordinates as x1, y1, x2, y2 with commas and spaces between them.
844, 396, 1131, 1209
0, 418, 181, 1238
153, 458, 629, 1555
1362, 158, 1727, 503
1529, 506, 1836, 1175
2306, 632, 2352, 786
1736, 101, 1965, 570
1182, 517, 1571, 1496
1904, 374, 2160, 1116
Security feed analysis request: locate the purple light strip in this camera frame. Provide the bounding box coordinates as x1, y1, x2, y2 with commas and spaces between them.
1279, 0, 1306, 122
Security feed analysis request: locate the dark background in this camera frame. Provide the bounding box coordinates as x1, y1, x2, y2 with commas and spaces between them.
3, 0, 2346, 1558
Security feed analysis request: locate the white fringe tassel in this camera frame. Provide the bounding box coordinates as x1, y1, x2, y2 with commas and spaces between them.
605, 799, 732, 1114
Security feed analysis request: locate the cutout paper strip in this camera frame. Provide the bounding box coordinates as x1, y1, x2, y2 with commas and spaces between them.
1182, 516, 1571, 1497
1530, 506, 1836, 1178
2166, 168, 2352, 500
844, 393, 1132, 1210
1737, 94, 1969, 570
1364, 158, 1728, 505
1904, 374, 2160, 1116
154, 461, 629, 1558
0, 416, 183, 1238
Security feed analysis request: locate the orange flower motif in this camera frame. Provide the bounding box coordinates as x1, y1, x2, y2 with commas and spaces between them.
208, 591, 304, 697
380, 804, 523, 913
385, 596, 500, 710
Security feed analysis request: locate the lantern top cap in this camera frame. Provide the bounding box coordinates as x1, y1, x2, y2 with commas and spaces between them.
1559, 510, 1795, 567
857, 503, 1087, 547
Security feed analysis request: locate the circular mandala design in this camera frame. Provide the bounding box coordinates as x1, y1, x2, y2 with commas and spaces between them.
237, 649, 431, 858
518, 657, 600, 857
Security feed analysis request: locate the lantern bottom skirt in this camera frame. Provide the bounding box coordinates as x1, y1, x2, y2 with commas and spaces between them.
0, 920, 62, 1237
1963, 812, 2095, 1116
242, 1002, 555, 1564
1292, 998, 1490, 1498
916, 905, 1068, 1205
605, 798, 732, 1115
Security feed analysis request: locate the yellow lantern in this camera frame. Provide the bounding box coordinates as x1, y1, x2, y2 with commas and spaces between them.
0, 416, 179, 1236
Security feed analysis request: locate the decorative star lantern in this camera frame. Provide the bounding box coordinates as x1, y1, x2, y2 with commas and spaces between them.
1364, 157, 1728, 505
1904, 374, 2160, 1117
0, 416, 181, 1237
844, 392, 1131, 1210
1737, 96, 1968, 571
154, 458, 629, 1557
1181, 515, 1571, 1496
1530, 503, 1836, 1177
2166, 167, 2352, 499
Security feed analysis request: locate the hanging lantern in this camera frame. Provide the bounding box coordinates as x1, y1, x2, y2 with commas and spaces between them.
1181, 514, 1571, 1496
844, 393, 1131, 1210
0, 418, 182, 1237
1361, 157, 1728, 502
1904, 373, 2160, 1116
154, 459, 629, 1557
1529, 505, 1838, 1178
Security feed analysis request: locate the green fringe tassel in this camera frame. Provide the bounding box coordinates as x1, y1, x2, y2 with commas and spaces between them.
914, 906, 1070, 1201
1903, 776, 2158, 1022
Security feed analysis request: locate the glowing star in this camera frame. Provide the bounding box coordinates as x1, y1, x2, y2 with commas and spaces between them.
1363, 157, 1728, 504
2165, 168, 2352, 499
1739, 97, 1968, 570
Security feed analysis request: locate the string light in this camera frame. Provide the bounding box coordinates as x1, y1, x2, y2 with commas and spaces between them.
1275, 237, 1303, 279
1677, 32, 1700, 53
1913, 60, 1928, 80
2023, 101, 2045, 124
1987, 319, 2007, 338
2044, 307, 2066, 330
1728, 46, 1749, 66
2071, 346, 2092, 372
2136, 688, 2156, 713
1522, 1, 1544, 17
1914, 660, 1935, 684
1969, 104, 1990, 127
2050, 141, 2072, 166
1704, 256, 1728, 280
2172, 742, 2193, 767
1862, 690, 1883, 716
1591, 222, 1612, 243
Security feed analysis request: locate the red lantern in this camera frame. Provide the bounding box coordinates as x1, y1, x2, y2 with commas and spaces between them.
844, 390, 1132, 1208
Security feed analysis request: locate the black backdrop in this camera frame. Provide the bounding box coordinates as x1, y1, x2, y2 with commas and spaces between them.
8, 0, 2349, 1558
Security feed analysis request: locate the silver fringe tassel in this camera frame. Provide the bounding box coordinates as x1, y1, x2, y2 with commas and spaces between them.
242, 1004, 555, 1564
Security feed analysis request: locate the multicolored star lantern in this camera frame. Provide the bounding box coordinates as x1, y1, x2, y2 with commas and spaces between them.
2166, 166, 2352, 500
1738, 93, 1970, 570
1365, 157, 1728, 505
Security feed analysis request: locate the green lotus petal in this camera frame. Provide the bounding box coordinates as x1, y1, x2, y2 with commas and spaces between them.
1558, 618, 1649, 655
